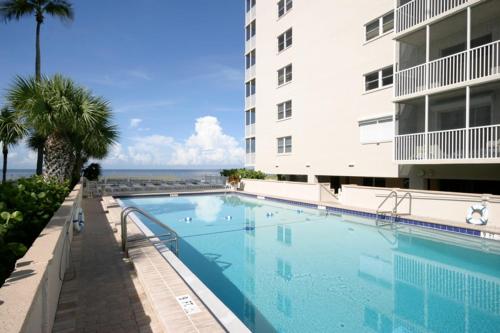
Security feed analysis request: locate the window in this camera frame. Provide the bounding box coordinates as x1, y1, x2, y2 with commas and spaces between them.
278, 64, 292, 86
246, 137, 256, 153
365, 11, 394, 41
246, 0, 255, 12
245, 109, 256, 125
359, 116, 393, 144
365, 20, 380, 41
246, 79, 256, 97
382, 12, 394, 33
278, 0, 293, 17
364, 66, 393, 91
278, 28, 293, 52
246, 50, 256, 69
246, 20, 256, 41
277, 136, 292, 154
382, 66, 393, 86
277, 100, 292, 120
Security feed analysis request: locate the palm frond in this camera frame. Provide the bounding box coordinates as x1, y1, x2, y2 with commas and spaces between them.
43, 0, 73, 22
0, 0, 35, 22
0, 105, 28, 147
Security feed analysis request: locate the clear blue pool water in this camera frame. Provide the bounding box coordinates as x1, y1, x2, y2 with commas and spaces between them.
120, 194, 500, 333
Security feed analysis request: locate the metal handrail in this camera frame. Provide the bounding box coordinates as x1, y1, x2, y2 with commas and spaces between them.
395, 192, 413, 216
121, 206, 179, 256
376, 191, 398, 213
375, 190, 413, 226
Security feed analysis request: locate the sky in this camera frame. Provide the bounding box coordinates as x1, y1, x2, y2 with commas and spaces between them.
0, 0, 245, 169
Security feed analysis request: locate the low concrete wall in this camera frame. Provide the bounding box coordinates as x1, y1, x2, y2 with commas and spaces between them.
241, 179, 322, 202
0, 184, 82, 333
339, 185, 500, 230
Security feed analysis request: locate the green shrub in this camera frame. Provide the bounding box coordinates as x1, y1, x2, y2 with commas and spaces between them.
219, 169, 266, 182
83, 163, 102, 181
0, 176, 69, 286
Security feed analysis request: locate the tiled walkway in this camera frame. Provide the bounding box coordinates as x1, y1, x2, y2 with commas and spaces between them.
52, 199, 162, 333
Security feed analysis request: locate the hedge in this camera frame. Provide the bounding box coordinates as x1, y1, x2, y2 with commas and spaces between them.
0, 176, 69, 285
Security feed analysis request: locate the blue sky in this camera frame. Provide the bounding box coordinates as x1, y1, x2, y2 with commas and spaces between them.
0, 0, 245, 169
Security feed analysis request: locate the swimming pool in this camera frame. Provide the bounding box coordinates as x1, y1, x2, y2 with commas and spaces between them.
120, 194, 500, 333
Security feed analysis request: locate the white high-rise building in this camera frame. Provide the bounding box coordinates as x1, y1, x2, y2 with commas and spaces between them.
244, 0, 500, 194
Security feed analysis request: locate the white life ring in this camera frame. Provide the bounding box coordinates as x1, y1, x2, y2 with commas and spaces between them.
466, 203, 488, 225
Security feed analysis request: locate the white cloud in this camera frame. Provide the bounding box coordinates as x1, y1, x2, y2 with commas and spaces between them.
125, 69, 151, 81
3, 141, 37, 169
129, 118, 143, 128
170, 116, 244, 166
102, 116, 244, 168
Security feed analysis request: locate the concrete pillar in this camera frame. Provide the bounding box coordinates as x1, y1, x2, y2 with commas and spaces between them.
409, 168, 427, 190
307, 174, 317, 184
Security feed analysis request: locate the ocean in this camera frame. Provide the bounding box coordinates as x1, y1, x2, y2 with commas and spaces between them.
1, 169, 223, 180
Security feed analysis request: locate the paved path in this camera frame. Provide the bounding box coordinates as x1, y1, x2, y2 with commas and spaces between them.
52, 199, 162, 333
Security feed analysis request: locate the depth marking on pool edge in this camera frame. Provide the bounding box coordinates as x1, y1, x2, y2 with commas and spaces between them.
176, 294, 202, 315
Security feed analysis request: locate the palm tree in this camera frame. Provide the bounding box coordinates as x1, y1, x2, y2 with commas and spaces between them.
7, 75, 118, 183
0, 0, 74, 175
0, 106, 28, 182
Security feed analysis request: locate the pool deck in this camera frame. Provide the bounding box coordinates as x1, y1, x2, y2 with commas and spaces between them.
52, 198, 226, 333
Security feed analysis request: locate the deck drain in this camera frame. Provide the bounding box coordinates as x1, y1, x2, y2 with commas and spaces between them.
176, 295, 201, 315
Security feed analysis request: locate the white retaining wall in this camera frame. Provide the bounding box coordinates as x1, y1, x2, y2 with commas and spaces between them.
339, 185, 500, 230
0, 184, 82, 333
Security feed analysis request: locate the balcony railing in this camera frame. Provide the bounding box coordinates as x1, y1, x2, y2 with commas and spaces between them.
245, 124, 255, 137
395, 124, 500, 162
245, 153, 255, 165
245, 36, 256, 53
245, 94, 256, 109
396, 0, 470, 33
245, 65, 256, 81
245, 6, 256, 24
395, 40, 500, 97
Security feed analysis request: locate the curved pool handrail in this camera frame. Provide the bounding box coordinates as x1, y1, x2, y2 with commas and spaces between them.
121, 206, 179, 256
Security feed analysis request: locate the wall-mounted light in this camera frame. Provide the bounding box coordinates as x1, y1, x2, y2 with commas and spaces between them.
306, 165, 311, 168
348, 163, 355, 168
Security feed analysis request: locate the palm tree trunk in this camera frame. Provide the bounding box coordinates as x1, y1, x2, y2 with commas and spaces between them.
2, 144, 9, 183
36, 145, 43, 175
43, 135, 74, 183
35, 18, 42, 81
2, 145, 8, 183
35, 16, 43, 175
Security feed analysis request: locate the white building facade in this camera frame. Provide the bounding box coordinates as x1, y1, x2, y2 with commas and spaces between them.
244, 0, 500, 194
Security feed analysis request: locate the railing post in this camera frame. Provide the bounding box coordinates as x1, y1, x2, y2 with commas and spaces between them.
466, 6, 471, 81
425, 95, 429, 159
466, 86, 470, 159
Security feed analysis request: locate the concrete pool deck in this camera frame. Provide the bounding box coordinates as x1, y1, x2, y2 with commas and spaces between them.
53, 198, 227, 333
52, 198, 163, 333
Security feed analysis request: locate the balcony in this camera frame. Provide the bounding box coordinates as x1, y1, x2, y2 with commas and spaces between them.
245, 123, 255, 137
395, 82, 500, 163
245, 65, 256, 81
395, 124, 500, 162
395, 40, 500, 98
395, 0, 473, 35
245, 94, 256, 109
245, 36, 256, 53
245, 153, 255, 166
245, 6, 256, 24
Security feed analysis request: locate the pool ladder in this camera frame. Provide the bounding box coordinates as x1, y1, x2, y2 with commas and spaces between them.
375, 191, 413, 227
121, 206, 179, 256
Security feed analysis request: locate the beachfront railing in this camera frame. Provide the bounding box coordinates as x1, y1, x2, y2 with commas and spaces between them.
395, 124, 500, 162
396, 0, 470, 33
395, 40, 500, 97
